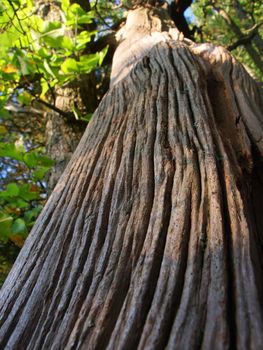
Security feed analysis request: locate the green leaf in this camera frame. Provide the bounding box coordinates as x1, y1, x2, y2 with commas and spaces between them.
0, 142, 24, 161
61, 58, 79, 74
0, 95, 8, 110
0, 126, 7, 134
61, 0, 70, 12
98, 45, 109, 66
75, 31, 94, 50
17, 56, 36, 76
12, 218, 27, 235
18, 91, 33, 106
6, 183, 19, 197
42, 21, 63, 36
0, 109, 11, 120
40, 79, 50, 98
76, 15, 94, 25
33, 166, 50, 180
59, 36, 74, 50
0, 183, 19, 199
37, 155, 54, 167
42, 35, 74, 50
24, 151, 38, 168
19, 184, 39, 201
24, 206, 42, 223
14, 199, 29, 209
81, 113, 93, 122
37, 48, 50, 58
43, 59, 57, 78
79, 54, 101, 71
66, 4, 94, 25
0, 214, 13, 241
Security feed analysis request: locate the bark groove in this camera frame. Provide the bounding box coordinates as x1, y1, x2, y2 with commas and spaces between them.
0, 38, 263, 349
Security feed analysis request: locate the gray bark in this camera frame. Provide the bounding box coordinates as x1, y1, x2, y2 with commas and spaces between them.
0, 6, 263, 350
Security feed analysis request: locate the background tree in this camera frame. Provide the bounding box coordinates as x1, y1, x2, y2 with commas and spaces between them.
0, 1, 263, 349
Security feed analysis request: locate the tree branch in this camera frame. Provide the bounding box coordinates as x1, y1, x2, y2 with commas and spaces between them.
34, 98, 73, 120
169, 0, 194, 38
212, 4, 263, 74
227, 22, 263, 51
6, 0, 26, 35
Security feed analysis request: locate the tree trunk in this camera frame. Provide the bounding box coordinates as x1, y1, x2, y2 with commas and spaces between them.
45, 76, 96, 190
1, 6, 263, 350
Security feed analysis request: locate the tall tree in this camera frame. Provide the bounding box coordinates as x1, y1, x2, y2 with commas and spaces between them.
0, 2, 263, 349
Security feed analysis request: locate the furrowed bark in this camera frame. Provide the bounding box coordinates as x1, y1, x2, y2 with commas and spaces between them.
0, 6, 263, 350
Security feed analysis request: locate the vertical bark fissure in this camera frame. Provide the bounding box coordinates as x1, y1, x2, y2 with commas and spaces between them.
105, 71, 160, 350
69, 111, 128, 349
203, 58, 262, 347
183, 85, 211, 349
138, 66, 179, 349
55, 91, 129, 349
60, 74, 156, 350
63, 102, 137, 346
85, 132, 138, 350
216, 151, 237, 349
89, 84, 160, 349
205, 52, 263, 345
64, 96, 136, 350
93, 74, 173, 349
197, 78, 234, 348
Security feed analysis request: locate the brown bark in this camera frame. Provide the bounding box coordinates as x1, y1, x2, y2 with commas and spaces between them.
0, 6, 263, 350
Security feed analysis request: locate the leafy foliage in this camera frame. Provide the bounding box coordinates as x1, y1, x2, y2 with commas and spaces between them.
0, 0, 112, 248
192, 0, 263, 80
0, 0, 108, 114
0, 115, 51, 246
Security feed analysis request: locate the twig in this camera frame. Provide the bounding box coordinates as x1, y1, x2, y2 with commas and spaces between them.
93, 0, 113, 29
34, 98, 73, 120
7, 0, 26, 35
227, 22, 263, 51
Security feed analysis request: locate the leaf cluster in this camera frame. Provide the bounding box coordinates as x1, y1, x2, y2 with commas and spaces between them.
0, 122, 53, 246
0, 0, 109, 117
